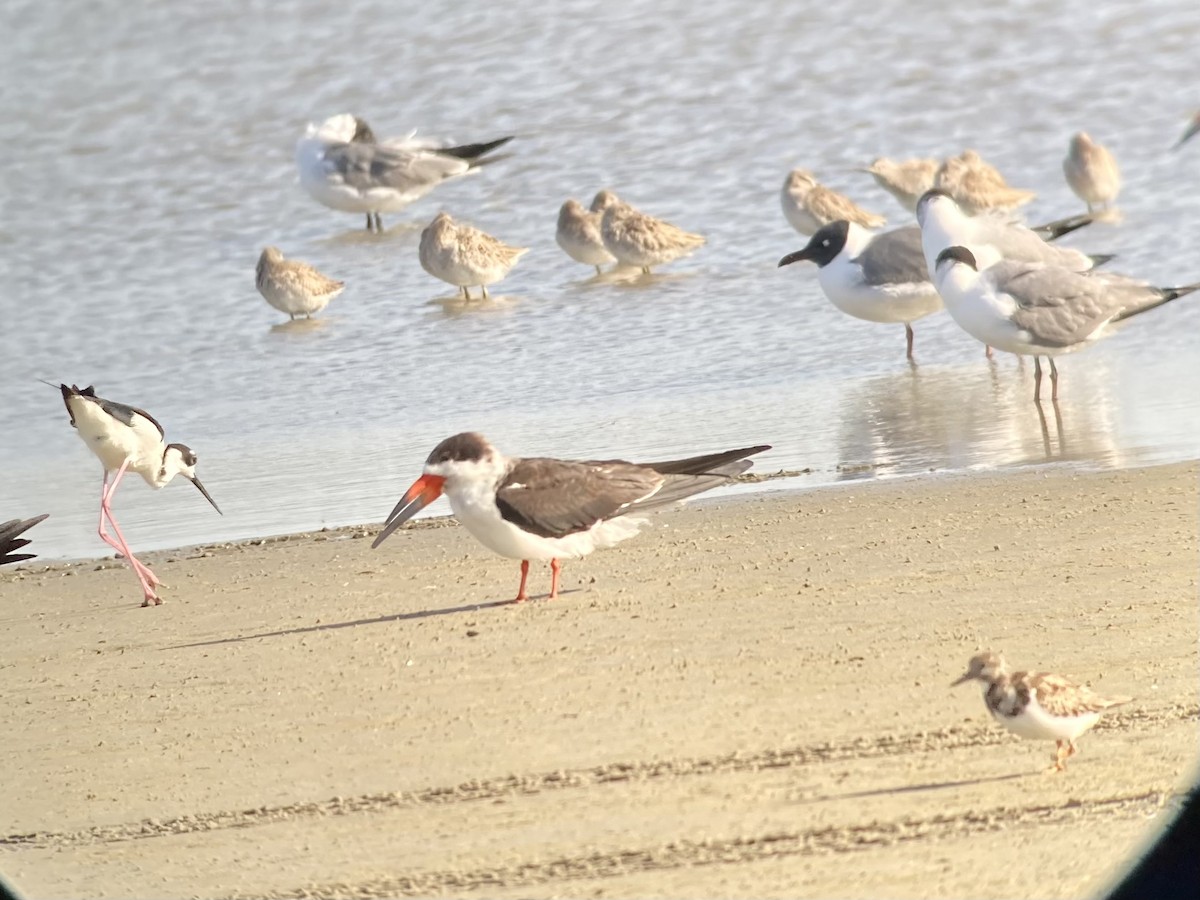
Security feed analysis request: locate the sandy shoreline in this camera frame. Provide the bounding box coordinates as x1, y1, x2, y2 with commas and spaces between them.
1, 462, 1196, 898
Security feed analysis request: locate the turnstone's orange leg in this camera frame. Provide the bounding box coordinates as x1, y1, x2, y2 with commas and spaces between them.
1048, 740, 1070, 772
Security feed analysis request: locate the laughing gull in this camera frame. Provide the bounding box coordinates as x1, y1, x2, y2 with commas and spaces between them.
598, 192, 705, 274
295, 113, 514, 232
857, 157, 940, 213
419, 212, 528, 300
57, 384, 222, 606
1063, 132, 1121, 214
932, 246, 1199, 400
255, 247, 345, 320
0, 514, 49, 566
917, 189, 1111, 278
778, 221, 941, 360
371, 432, 769, 601
780, 169, 886, 236
556, 198, 616, 274
934, 150, 1036, 214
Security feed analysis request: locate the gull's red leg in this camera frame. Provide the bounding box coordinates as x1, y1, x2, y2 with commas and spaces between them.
514, 559, 530, 602
549, 558, 562, 600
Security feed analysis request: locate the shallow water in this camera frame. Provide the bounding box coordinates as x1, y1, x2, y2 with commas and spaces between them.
2, 0, 1198, 559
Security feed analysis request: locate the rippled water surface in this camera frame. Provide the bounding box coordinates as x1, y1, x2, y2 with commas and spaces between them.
2, 0, 1198, 558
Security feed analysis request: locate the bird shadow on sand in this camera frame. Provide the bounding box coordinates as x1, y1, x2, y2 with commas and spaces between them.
167, 589, 583, 650
268, 316, 333, 336
426, 293, 519, 317
796, 770, 1029, 806
319, 221, 424, 247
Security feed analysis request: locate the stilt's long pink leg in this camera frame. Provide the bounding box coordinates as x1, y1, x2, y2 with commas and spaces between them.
99, 462, 161, 605
96, 468, 159, 588
96, 471, 160, 587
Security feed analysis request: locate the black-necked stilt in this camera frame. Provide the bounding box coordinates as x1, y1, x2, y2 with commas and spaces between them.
255, 247, 345, 320
371, 432, 769, 602
58, 384, 221, 606
0, 514, 49, 566
932, 247, 1200, 401
295, 113, 514, 233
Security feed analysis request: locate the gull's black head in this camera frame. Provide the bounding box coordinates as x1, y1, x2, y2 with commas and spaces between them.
777, 220, 849, 269
915, 187, 956, 224
351, 116, 377, 144
935, 246, 978, 272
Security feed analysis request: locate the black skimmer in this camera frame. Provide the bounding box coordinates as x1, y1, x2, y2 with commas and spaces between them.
371, 432, 769, 601
0, 514, 49, 565
58, 384, 221, 606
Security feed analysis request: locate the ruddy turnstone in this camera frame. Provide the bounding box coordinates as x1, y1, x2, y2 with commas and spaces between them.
952, 651, 1132, 771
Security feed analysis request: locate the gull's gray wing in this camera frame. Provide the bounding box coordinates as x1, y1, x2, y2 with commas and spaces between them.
990, 262, 1163, 347
975, 218, 1095, 270
855, 225, 929, 285
324, 142, 471, 193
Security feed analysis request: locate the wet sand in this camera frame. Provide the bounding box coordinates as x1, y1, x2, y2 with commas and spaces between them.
1, 462, 1196, 899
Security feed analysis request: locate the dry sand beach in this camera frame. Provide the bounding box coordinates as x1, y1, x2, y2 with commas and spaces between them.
0, 462, 1196, 899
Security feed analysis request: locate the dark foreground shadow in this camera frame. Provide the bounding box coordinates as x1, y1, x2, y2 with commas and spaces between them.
800, 770, 1029, 804
169, 598, 516, 649
168, 586, 584, 650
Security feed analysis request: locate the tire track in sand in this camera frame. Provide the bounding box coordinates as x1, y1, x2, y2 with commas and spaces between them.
237, 790, 1170, 899
2, 702, 1189, 851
